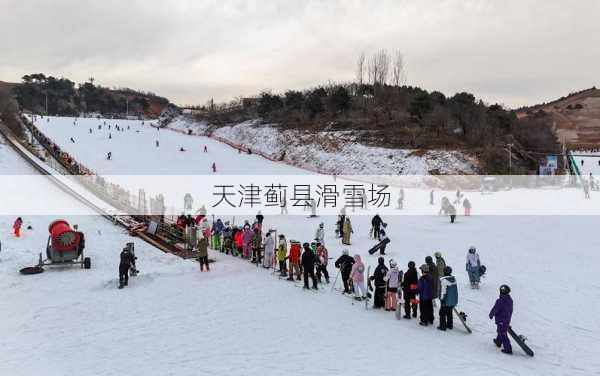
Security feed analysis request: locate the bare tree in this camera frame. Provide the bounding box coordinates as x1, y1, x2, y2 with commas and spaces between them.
368, 49, 391, 87
391, 50, 406, 87
356, 52, 365, 86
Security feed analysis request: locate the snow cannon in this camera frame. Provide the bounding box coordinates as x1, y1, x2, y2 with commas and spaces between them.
40, 220, 90, 269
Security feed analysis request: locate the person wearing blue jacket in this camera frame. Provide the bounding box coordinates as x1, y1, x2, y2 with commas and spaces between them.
489, 285, 514, 354
438, 266, 458, 331
417, 264, 434, 326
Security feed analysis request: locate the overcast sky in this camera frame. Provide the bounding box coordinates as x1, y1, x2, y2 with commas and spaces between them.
1, 0, 599, 107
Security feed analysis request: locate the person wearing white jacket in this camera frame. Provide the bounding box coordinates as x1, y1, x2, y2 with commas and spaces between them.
384, 260, 403, 311
315, 223, 325, 246
466, 246, 481, 289
262, 232, 275, 269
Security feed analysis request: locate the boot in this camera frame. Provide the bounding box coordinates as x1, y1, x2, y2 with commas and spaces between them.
493, 338, 502, 348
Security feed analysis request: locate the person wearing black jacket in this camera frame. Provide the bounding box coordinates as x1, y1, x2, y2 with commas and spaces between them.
371, 214, 383, 240
425, 255, 440, 299
370, 257, 389, 309
301, 242, 318, 290
119, 247, 136, 288
402, 261, 419, 319
334, 249, 355, 294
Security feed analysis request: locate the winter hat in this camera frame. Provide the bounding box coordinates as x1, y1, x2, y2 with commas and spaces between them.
434, 251, 442, 258
499, 285, 511, 295
469, 246, 476, 253
319, 223, 324, 228
224, 221, 230, 226
408, 261, 416, 269
378, 257, 385, 265
443, 266, 452, 276
425, 256, 433, 264
389, 259, 397, 268
342, 249, 349, 255
303, 242, 310, 248
420, 264, 429, 273
278, 234, 285, 238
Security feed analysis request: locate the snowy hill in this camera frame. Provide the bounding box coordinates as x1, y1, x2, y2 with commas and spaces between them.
167, 116, 479, 176
1, 119, 600, 375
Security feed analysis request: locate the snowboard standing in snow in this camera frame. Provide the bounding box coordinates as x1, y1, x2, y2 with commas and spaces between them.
368, 237, 390, 255
453, 308, 472, 334
508, 327, 534, 357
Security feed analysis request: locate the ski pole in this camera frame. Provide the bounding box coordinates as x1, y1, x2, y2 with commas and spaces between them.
330, 269, 340, 292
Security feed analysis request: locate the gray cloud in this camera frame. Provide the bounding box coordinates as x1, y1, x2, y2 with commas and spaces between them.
1, 0, 599, 107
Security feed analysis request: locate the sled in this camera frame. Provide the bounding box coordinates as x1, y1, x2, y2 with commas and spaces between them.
508, 326, 534, 357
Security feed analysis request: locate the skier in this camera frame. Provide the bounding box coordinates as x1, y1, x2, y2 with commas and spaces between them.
350, 254, 367, 301
315, 242, 329, 283
384, 259, 402, 312
276, 234, 288, 276
402, 261, 419, 319
251, 228, 262, 264
371, 214, 383, 240
334, 249, 355, 294
463, 198, 471, 216
438, 266, 458, 331
204, 145, 208, 152
212, 162, 217, 173
119, 246, 136, 288
489, 285, 514, 354
156, 140, 159, 147
315, 222, 325, 246
13, 217, 23, 238
262, 231, 275, 268
197, 234, 209, 272
342, 217, 353, 245
370, 257, 388, 309
425, 255, 440, 299
301, 242, 318, 290
107, 152, 112, 160
287, 241, 301, 281
417, 264, 434, 326
466, 246, 482, 289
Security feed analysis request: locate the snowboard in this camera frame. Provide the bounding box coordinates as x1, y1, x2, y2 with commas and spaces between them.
453, 308, 472, 334
508, 326, 534, 357
368, 238, 391, 255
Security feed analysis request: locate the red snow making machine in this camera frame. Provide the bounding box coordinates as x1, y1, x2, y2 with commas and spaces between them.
38, 220, 91, 269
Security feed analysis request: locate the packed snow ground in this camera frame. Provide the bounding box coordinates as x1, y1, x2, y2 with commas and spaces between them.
573, 151, 600, 177
1, 120, 599, 375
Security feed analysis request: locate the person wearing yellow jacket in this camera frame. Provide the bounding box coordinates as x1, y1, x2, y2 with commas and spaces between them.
276, 235, 288, 277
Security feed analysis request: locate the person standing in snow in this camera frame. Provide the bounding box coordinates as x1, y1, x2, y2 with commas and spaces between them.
384, 259, 402, 311
119, 246, 136, 288
287, 241, 302, 281
212, 162, 217, 173
222, 221, 233, 254
309, 199, 317, 217
276, 235, 288, 276
402, 261, 419, 319
251, 228, 262, 264
156, 140, 159, 147
184, 193, 193, 211
463, 198, 471, 216
454, 188, 462, 204
489, 285, 514, 354
280, 196, 288, 214
371, 257, 389, 309
417, 264, 434, 326
211, 219, 224, 251
398, 188, 405, 209
334, 249, 355, 294
377, 226, 389, 255
197, 235, 209, 272
434, 252, 446, 287
242, 225, 253, 259
430, 190, 435, 205
315, 223, 325, 246
425, 255, 440, 299
13, 217, 23, 238
262, 231, 275, 269
466, 246, 482, 289
204, 145, 208, 152
438, 266, 458, 331
342, 217, 353, 245
350, 254, 367, 301
583, 180, 591, 199
371, 214, 383, 240
107, 151, 112, 160
447, 203, 457, 223
315, 242, 329, 283
301, 242, 318, 290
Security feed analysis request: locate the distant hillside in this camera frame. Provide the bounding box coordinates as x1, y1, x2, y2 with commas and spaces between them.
8, 74, 172, 119
517, 87, 600, 147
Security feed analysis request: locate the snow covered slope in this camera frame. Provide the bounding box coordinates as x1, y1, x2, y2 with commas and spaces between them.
2, 121, 599, 375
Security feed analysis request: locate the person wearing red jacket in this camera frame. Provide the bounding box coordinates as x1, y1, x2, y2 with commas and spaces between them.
287, 241, 302, 281
13, 217, 23, 238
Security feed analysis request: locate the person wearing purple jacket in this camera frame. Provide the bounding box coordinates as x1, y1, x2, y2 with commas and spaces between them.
489, 285, 514, 354
417, 264, 434, 326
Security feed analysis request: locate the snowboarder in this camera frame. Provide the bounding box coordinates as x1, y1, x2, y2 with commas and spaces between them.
377, 226, 388, 255
13, 217, 23, 238
370, 258, 388, 309
315, 242, 329, 283
447, 203, 457, 223
454, 188, 462, 204
466, 246, 481, 289
334, 249, 355, 294
184, 193, 193, 211
425, 256, 440, 299
301, 242, 318, 290
276, 235, 288, 276
371, 214, 383, 240
315, 222, 325, 246
384, 259, 402, 312
350, 254, 367, 300
107, 152, 112, 160
119, 246, 136, 288
262, 231, 275, 269
463, 198, 471, 216
212, 162, 217, 173
489, 285, 514, 354
417, 264, 434, 326
342, 217, 353, 245
438, 266, 458, 331
197, 235, 209, 271
204, 145, 208, 152
156, 140, 159, 147
402, 261, 419, 319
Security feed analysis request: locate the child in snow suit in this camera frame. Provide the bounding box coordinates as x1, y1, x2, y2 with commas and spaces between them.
370, 257, 389, 309
438, 266, 458, 331
417, 264, 434, 326
334, 250, 355, 294
384, 259, 403, 311
466, 246, 481, 288
13, 217, 23, 238
315, 243, 329, 283
402, 261, 419, 319
350, 254, 367, 300
301, 243, 318, 290
489, 285, 513, 354
276, 235, 288, 276
197, 236, 209, 271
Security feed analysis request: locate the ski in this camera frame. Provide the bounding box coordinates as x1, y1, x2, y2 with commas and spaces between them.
508, 326, 534, 357
453, 308, 472, 334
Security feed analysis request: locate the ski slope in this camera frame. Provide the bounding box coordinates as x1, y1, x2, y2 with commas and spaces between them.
572, 151, 600, 177
2, 121, 600, 375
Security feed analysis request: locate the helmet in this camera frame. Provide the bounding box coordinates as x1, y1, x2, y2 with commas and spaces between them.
302, 242, 310, 248
425, 256, 433, 264
378, 257, 385, 265
408, 261, 415, 269
419, 264, 429, 273
434, 251, 442, 258
469, 246, 476, 253
389, 259, 397, 268
499, 285, 511, 295
319, 223, 324, 228
443, 266, 452, 276
342, 249, 349, 255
